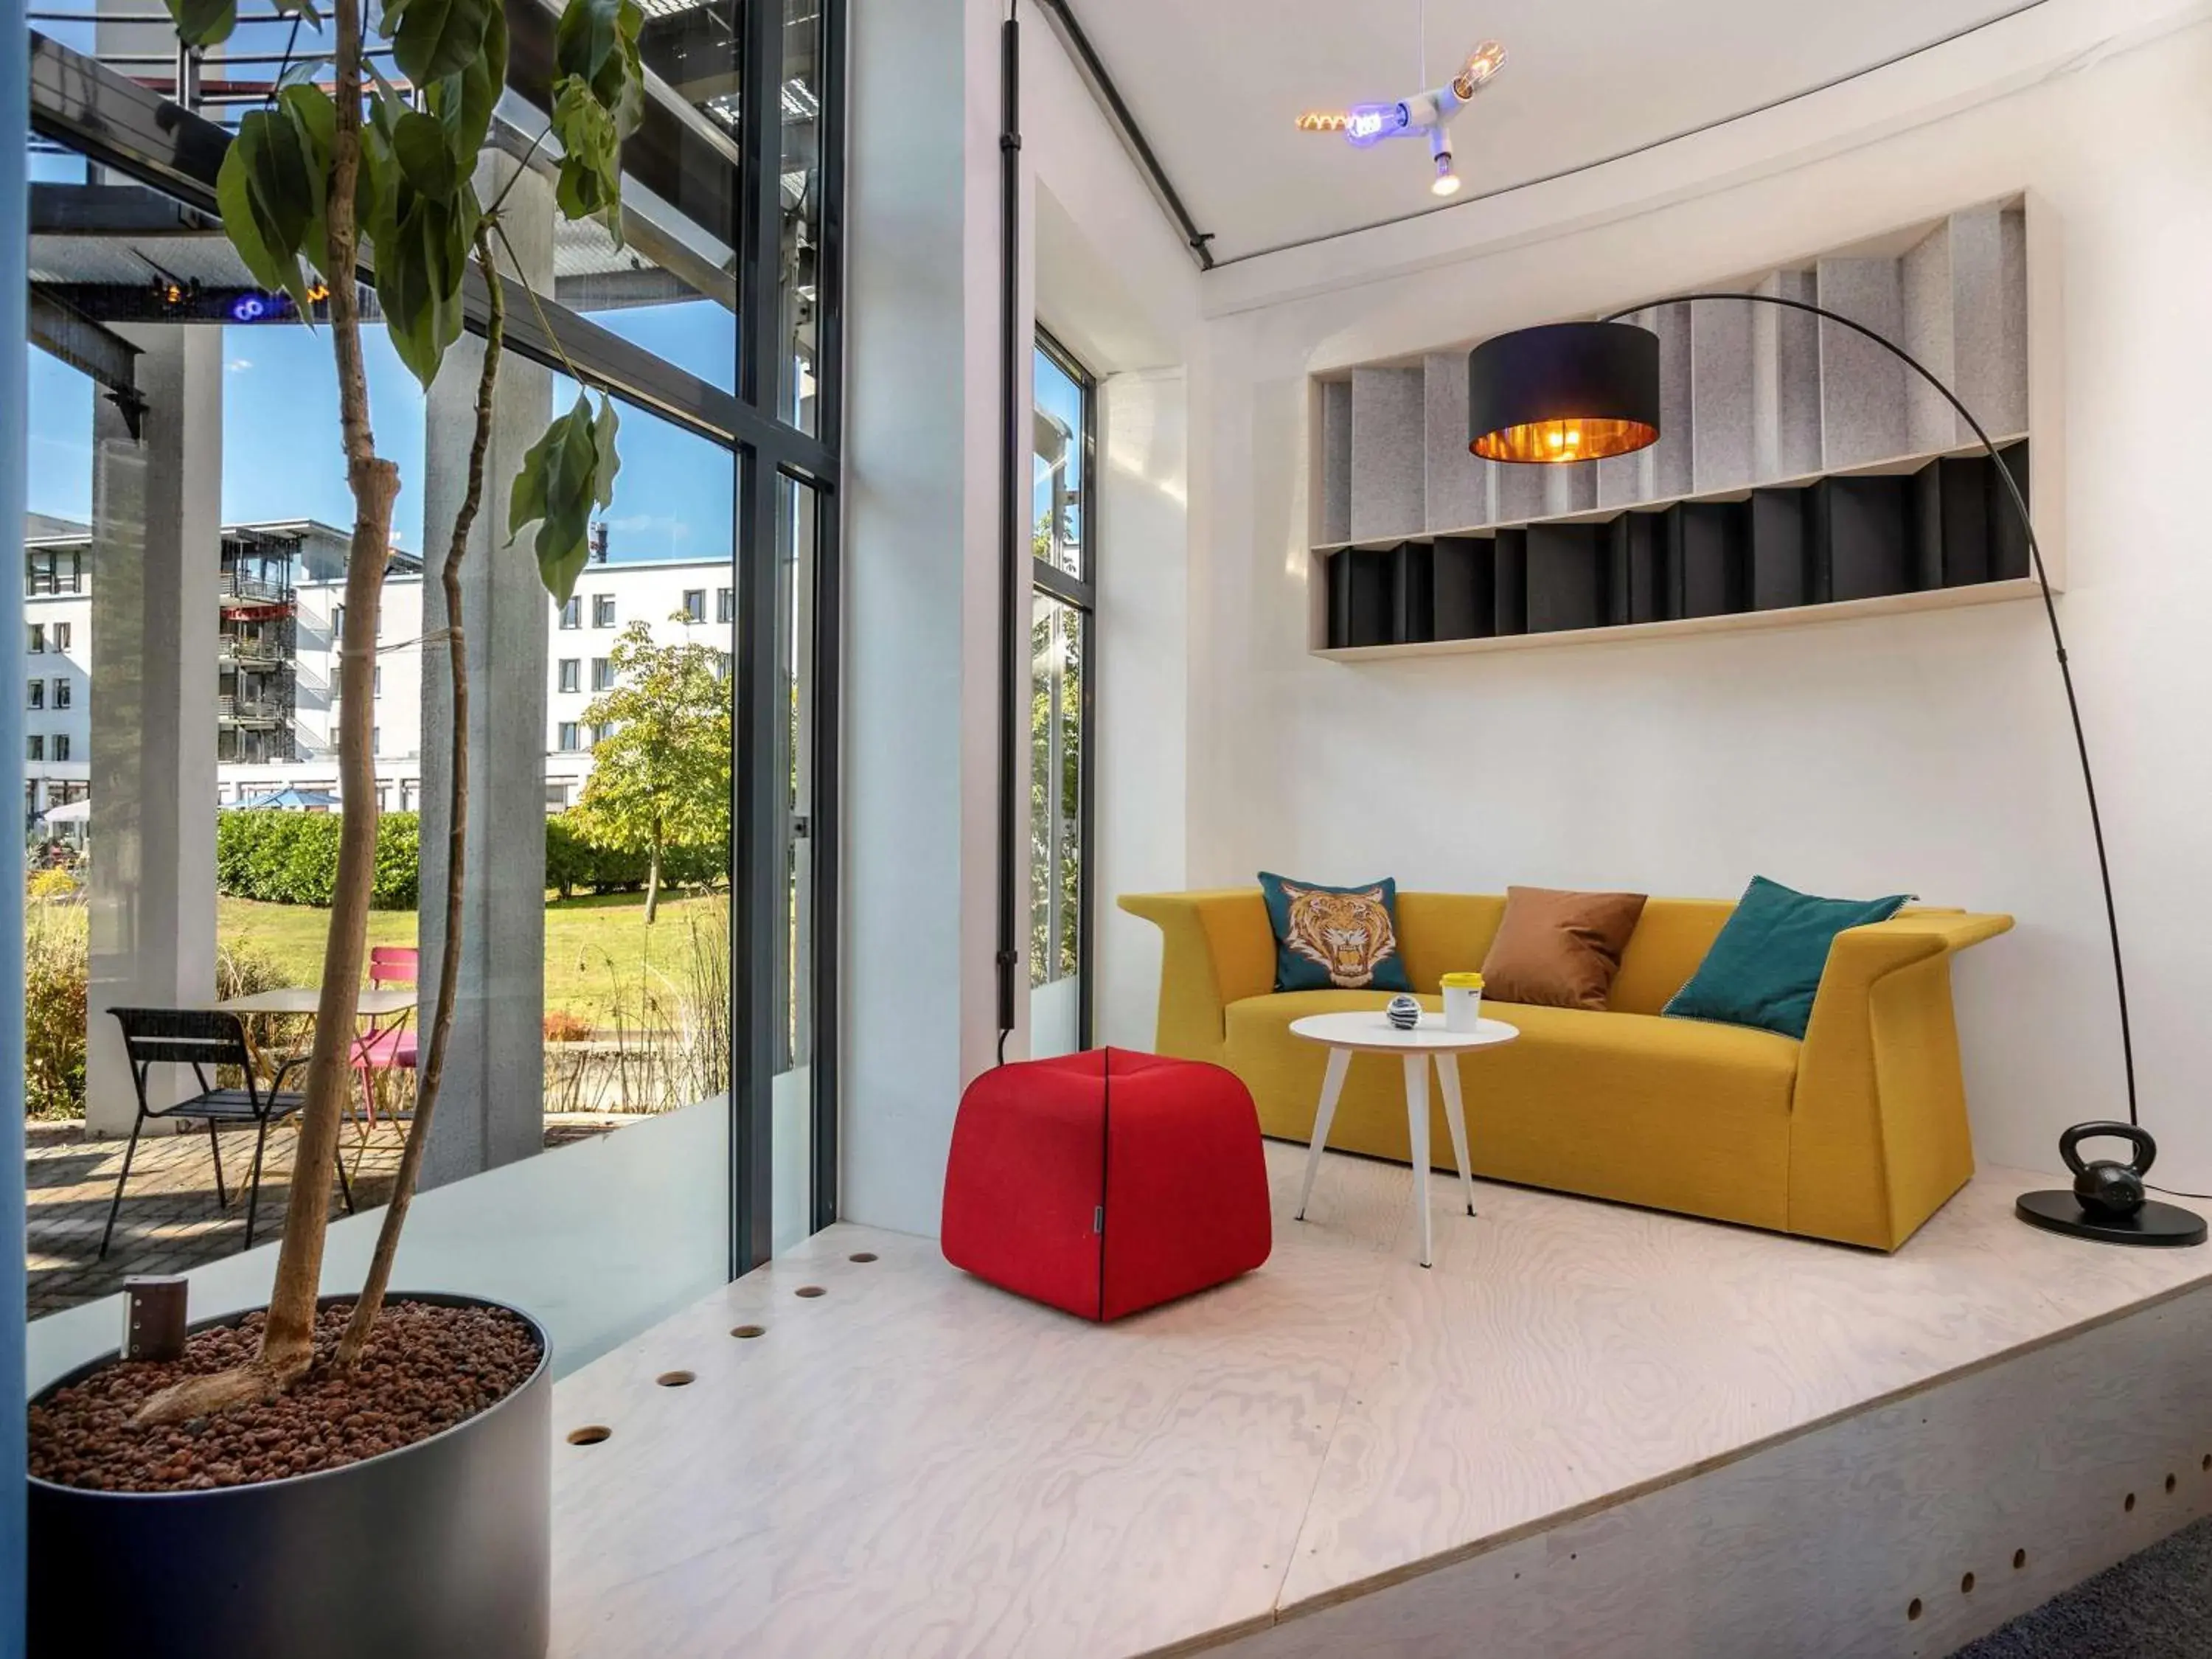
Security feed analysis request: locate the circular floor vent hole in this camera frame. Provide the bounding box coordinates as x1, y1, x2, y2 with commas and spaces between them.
567, 1425, 612, 1446
850, 1252, 879, 1263
796, 1284, 827, 1298
2167, 1474, 2179, 1493
1907, 1599, 1923, 1622
2013, 1549, 2028, 1571
731, 1324, 765, 1339
657, 1370, 696, 1388
1960, 1573, 1975, 1595
2126, 1492, 2138, 1512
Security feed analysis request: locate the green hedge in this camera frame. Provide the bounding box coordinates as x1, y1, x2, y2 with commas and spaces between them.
218, 807, 726, 906
215, 810, 420, 910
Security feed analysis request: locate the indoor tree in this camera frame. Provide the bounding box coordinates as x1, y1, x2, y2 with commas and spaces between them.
572, 617, 734, 924
141, 0, 643, 1422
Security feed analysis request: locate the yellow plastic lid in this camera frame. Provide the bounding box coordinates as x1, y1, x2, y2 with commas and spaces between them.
1439, 971, 1486, 989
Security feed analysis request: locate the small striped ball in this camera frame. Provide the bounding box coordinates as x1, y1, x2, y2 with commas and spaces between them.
1385, 995, 1422, 1030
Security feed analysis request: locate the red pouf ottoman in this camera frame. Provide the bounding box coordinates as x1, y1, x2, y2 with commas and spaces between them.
942, 1048, 1272, 1321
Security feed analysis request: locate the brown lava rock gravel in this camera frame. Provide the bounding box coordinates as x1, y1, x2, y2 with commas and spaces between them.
29, 1301, 541, 1493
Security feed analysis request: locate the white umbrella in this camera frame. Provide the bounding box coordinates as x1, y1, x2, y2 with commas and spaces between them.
39, 797, 89, 824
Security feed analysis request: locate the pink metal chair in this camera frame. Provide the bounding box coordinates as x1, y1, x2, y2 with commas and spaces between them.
352, 945, 420, 1131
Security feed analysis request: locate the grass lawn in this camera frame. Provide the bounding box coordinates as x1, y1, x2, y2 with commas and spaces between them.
216, 888, 728, 1027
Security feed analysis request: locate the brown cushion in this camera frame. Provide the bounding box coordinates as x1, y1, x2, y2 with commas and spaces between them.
1479, 886, 1650, 1011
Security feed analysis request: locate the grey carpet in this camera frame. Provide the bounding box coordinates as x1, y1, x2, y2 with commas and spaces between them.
1950, 1513, 2212, 1658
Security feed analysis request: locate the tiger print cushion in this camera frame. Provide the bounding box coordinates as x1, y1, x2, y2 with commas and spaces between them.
1257, 872, 1413, 994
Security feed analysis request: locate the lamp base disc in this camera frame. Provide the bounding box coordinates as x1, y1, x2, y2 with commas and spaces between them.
2015, 1189, 2207, 1247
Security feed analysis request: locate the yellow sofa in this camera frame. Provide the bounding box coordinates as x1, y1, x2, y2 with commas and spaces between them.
1118, 889, 2012, 1251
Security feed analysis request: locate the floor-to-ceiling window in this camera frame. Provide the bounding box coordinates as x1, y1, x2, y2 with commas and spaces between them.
18, 0, 843, 1363
1029, 333, 1093, 1058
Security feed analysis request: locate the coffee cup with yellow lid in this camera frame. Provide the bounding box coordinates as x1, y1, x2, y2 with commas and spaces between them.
1440, 971, 1485, 1033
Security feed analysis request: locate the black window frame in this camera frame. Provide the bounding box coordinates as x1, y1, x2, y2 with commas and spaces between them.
591, 594, 616, 628
557, 658, 580, 695
558, 596, 581, 630
26, 1, 852, 1279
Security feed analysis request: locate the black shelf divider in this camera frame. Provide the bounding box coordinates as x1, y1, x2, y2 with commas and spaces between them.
1319, 442, 2030, 652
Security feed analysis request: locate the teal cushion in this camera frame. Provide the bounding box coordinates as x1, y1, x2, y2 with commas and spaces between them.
1258, 871, 1413, 994
1663, 875, 1909, 1040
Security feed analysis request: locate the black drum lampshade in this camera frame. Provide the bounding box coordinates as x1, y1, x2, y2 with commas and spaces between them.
1467, 319, 1663, 464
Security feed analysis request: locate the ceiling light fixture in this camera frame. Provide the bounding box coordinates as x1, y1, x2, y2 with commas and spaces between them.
1297, 39, 1505, 200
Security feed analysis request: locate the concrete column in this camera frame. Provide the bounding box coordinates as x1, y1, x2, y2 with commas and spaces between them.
840, 0, 1010, 1236
86, 326, 222, 1135
417, 153, 553, 1188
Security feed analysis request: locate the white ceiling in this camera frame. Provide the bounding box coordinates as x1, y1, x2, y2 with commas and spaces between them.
1068, 0, 2039, 265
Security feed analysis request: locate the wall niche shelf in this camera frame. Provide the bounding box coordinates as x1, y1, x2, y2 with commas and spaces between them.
1309, 197, 2059, 661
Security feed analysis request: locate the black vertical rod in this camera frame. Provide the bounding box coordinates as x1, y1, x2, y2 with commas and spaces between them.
1598, 291, 2137, 1126
994, 4, 1023, 1060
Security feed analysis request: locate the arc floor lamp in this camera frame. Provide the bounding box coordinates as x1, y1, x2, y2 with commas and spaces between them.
1465, 295, 2204, 1247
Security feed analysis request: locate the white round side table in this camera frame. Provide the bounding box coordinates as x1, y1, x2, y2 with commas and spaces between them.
1288, 1010, 1522, 1267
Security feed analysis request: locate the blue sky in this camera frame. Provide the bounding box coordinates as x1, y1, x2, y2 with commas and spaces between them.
28, 303, 737, 568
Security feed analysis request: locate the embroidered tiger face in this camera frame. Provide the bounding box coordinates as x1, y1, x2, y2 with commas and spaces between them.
1281, 881, 1399, 989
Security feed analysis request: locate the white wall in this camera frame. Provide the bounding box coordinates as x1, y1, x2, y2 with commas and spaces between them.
1021, 15, 1204, 1056
1185, 15, 2212, 1186
841, 0, 1006, 1237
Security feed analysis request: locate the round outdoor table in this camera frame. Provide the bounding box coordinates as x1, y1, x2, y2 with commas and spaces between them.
1289, 1010, 1521, 1267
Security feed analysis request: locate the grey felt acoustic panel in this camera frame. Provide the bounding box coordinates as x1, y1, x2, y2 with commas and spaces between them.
1315, 203, 2028, 546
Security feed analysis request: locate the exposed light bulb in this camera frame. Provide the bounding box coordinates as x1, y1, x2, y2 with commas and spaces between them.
1431, 154, 1461, 197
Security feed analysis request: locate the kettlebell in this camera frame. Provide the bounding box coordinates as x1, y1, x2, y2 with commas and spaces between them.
2062, 1121, 2158, 1220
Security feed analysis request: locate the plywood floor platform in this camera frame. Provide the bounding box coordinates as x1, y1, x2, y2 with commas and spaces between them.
546, 1145, 2212, 1658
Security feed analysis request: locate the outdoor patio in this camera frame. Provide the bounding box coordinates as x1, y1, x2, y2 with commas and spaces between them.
27, 1116, 628, 1319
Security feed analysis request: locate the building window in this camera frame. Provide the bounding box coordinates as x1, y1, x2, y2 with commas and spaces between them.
27, 624, 43, 654
683, 588, 706, 622
372, 666, 383, 698
545, 782, 571, 810
557, 658, 580, 694
559, 596, 581, 630
332, 603, 344, 642
26, 680, 42, 711
52, 678, 70, 709
26, 735, 42, 762
714, 650, 732, 681
1027, 332, 1097, 1059
52, 622, 71, 653
52, 735, 69, 763
592, 594, 616, 628
591, 658, 614, 692
557, 722, 581, 752
371, 726, 381, 757
717, 586, 735, 624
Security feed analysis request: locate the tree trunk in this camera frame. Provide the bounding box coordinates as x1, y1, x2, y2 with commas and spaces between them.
136, 0, 391, 1424
335, 223, 504, 1369
644, 836, 662, 925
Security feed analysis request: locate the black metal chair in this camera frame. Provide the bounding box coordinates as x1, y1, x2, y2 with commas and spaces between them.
102, 1008, 355, 1259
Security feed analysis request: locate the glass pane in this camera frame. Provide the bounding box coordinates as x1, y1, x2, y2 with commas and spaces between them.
779, 0, 827, 433
1028, 592, 1085, 1060
1032, 344, 1088, 580
19, 129, 737, 1374
772, 474, 819, 1250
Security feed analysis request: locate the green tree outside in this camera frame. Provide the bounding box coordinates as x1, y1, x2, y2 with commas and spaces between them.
576, 618, 734, 923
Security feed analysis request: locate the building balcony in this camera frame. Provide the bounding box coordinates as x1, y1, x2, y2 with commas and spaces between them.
217, 695, 286, 726
220, 637, 286, 668
218, 578, 296, 609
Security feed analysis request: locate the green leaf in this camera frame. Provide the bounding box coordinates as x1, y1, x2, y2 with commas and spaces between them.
590, 392, 622, 512
392, 109, 463, 201
215, 125, 297, 298
391, 0, 495, 84
164, 0, 238, 47
549, 74, 624, 246
276, 84, 336, 282
218, 108, 323, 310
425, 0, 507, 162
375, 184, 479, 389
554, 0, 623, 89
509, 392, 620, 605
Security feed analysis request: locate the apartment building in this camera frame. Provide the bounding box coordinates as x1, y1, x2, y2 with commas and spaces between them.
22, 517, 734, 827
